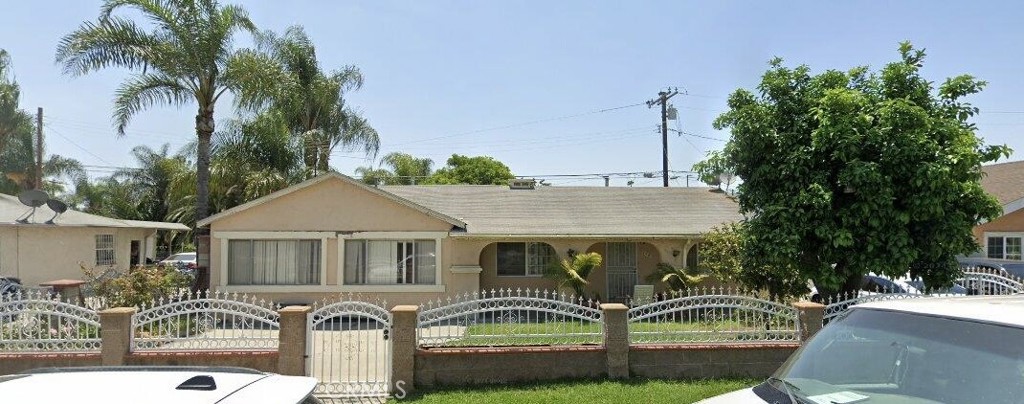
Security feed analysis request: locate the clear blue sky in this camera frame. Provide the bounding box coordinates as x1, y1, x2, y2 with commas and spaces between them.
3, 1, 1024, 186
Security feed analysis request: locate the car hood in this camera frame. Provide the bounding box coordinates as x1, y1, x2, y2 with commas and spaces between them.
696, 387, 767, 404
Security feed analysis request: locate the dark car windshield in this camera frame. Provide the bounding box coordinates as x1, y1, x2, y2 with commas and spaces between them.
765, 308, 1024, 404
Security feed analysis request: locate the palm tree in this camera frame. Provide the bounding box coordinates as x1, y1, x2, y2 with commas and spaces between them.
56, 0, 268, 230
645, 263, 708, 292
0, 49, 33, 159
355, 152, 433, 185
1, 127, 86, 196
234, 25, 379, 175
544, 252, 603, 299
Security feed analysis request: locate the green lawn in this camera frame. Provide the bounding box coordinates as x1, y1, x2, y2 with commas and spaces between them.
423, 320, 794, 347
395, 379, 759, 403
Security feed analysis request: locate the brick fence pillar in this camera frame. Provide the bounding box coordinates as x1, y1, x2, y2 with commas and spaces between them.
793, 301, 825, 343
391, 305, 419, 394
99, 307, 136, 366
278, 306, 311, 376
601, 303, 629, 379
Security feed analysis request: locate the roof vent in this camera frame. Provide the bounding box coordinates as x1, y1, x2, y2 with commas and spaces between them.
176, 375, 217, 391
508, 178, 536, 190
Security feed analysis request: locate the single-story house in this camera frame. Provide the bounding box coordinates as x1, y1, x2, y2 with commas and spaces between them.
197, 173, 742, 305
0, 193, 189, 287
975, 160, 1024, 260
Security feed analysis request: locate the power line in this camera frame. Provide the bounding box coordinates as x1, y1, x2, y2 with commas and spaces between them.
44, 124, 114, 165
383, 101, 646, 147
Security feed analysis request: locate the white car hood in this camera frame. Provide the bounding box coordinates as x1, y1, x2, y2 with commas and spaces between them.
697, 387, 768, 404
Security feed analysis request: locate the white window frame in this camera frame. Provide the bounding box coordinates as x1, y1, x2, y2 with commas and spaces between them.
95, 234, 116, 266
216, 231, 332, 292
496, 242, 557, 277
337, 231, 446, 293
985, 232, 1024, 261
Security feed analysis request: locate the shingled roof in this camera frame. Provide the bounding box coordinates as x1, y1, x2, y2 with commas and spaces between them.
981, 160, 1024, 206
381, 185, 742, 237
0, 193, 188, 230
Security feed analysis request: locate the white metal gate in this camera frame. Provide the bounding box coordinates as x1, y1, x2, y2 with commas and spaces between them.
606, 242, 638, 302
307, 300, 392, 401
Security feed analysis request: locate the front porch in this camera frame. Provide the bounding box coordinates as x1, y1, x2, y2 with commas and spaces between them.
453, 238, 703, 303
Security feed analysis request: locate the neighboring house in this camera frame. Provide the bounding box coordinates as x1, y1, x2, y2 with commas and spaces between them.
0, 193, 189, 287
975, 160, 1024, 260
198, 173, 741, 305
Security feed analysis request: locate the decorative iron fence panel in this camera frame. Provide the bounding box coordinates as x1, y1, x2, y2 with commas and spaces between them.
131, 291, 280, 351
308, 299, 392, 401
0, 290, 101, 352
959, 266, 1024, 295
822, 292, 927, 324
627, 289, 799, 344
418, 289, 603, 347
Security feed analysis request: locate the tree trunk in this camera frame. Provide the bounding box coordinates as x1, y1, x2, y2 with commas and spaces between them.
302, 133, 318, 176
195, 105, 214, 226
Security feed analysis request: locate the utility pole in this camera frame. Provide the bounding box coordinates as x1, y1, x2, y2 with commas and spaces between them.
646, 88, 679, 187
35, 107, 43, 190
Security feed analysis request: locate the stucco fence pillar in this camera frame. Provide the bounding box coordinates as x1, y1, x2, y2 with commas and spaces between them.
99, 307, 136, 366
391, 305, 419, 395
601, 303, 629, 379
793, 301, 825, 343
278, 306, 311, 376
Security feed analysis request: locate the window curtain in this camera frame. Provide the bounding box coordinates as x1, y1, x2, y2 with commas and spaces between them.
229, 239, 320, 285
345, 240, 436, 285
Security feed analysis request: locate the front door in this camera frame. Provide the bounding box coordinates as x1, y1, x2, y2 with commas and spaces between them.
606, 242, 638, 302
130, 240, 142, 266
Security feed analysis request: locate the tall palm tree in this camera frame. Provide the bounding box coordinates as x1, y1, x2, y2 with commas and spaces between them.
55, 0, 269, 230
0, 49, 34, 161
234, 25, 379, 175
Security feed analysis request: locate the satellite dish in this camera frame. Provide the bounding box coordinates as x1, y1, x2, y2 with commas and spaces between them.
45, 199, 68, 224
18, 190, 48, 207
15, 190, 49, 224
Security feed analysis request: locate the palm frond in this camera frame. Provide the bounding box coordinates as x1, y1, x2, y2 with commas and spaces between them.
113, 73, 192, 135
55, 17, 167, 76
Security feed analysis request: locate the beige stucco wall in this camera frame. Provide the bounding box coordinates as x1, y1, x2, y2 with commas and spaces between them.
0, 226, 152, 287
975, 209, 1024, 242
208, 178, 460, 305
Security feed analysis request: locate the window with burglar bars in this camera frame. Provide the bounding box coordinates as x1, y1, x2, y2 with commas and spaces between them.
228, 239, 321, 285
988, 235, 1023, 260
344, 239, 436, 285
95, 234, 116, 266
497, 242, 557, 276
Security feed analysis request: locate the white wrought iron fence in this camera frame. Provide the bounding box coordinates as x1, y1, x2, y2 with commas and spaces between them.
822, 290, 927, 324
959, 266, 1024, 295
0, 290, 101, 352
308, 297, 391, 401
823, 268, 1024, 325
131, 290, 280, 351
418, 289, 603, 347
627, 288, 799, 344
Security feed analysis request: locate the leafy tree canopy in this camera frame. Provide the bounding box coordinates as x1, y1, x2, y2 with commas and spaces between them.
698, 42, 1011, 298
426, 154, 515, 185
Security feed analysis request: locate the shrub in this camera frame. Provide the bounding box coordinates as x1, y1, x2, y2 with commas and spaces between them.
82, 264, 193, 308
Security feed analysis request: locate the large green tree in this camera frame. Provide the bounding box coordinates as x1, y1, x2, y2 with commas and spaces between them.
426, 154, 515, 185
699, 42, 1010, 298
56, 0, 267, 231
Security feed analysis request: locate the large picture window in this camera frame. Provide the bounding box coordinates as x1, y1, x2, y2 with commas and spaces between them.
95, 234, 116, 266
344, 240, 436, 285
988, 236, 1023, 260
228, 239, 321, 285
496, 242, 556, 276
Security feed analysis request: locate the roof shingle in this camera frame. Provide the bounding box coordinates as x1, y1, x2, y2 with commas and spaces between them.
380, 185, 741, 236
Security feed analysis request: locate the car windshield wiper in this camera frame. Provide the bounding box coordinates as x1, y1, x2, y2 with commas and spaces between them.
766, 377, 805, 404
